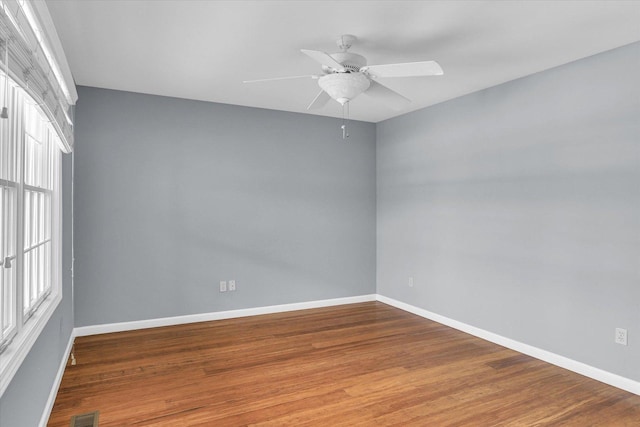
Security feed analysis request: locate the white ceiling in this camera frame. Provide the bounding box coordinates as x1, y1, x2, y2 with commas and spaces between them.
46, 0, 640, 123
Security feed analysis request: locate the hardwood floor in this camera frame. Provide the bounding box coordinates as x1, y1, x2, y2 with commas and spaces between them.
48, 302, 640, 426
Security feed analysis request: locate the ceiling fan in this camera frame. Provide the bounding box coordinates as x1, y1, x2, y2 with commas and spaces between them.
243, 34, 443, 112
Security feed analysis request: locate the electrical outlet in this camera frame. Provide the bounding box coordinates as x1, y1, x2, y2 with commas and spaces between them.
615, 328, 627, 346
408, 276, 414, 287
219, 281, 227, 292
229, 280, 236, 291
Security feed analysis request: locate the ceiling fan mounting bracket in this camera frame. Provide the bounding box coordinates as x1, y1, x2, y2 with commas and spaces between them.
337, 34, 357, 51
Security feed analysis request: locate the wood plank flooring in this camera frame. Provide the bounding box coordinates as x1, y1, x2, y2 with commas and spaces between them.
48, 302, 640, 426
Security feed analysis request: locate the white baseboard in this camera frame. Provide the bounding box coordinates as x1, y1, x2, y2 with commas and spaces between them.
39, 330, 76, 427
376, 294, 640, 396
74, 294, 377, 337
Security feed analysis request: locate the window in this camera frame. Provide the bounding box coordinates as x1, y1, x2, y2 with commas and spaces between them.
0, 72, 62, 396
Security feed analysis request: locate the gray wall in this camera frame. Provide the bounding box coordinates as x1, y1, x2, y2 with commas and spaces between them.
377, 42, 640, 381
0, 153, 74, 426
73, 87, 376, 327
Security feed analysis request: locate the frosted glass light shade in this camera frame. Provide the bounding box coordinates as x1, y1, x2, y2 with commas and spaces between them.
318, 73, 370, 105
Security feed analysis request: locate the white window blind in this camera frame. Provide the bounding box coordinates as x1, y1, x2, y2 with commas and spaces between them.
0, 0, 74, 152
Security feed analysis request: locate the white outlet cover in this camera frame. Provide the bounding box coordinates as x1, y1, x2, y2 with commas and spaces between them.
229, 280, 236, 291
615, 328, 628, 346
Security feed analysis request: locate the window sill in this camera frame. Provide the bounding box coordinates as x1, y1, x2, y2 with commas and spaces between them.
0, 291, 62, 397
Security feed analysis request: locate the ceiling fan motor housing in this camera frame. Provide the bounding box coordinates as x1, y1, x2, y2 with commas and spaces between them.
328, 52, 367, 73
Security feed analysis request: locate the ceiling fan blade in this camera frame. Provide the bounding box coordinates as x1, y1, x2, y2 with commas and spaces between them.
361, 60, 443, 78
363, 80, 411, 111
307, 90, 331, 110
301, 49, 345, 70
243, 75, 318, 83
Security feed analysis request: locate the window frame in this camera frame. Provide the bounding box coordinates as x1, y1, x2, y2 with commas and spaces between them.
0, 74, 63, 398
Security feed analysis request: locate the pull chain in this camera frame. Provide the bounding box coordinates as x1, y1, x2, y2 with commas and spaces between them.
341, 101, 349, 140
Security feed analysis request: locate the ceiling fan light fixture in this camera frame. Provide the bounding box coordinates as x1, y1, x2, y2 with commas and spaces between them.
318, 72, 370, 105
245, 34, 443, 118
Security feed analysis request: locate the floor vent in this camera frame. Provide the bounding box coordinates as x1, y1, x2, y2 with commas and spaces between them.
70, 411, 99, 427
